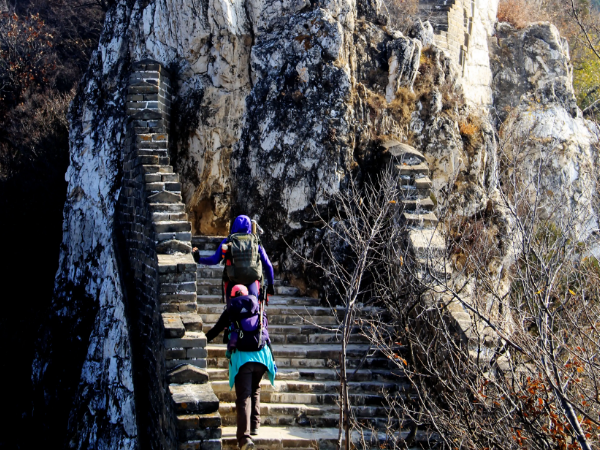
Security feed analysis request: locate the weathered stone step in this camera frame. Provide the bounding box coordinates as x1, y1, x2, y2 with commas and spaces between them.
205, 329, 368, 345
207, 366, 406, 383
206, 345, 395, 370
402, 211, 439, 228
407, 229, 446, 259
145, 181, 182, 193
220, 426, 340, 450
197, 284, 300, 296
212, 379, 400, 395
152, 211, 188, 222
154, 220, 192, 233
196, 294, 318, 305
149, 202, 185, 213
399, 185, 431, 198
144, 172, 178, 183
142, 164, 173, 174
401, 197, 435, 212
202, 312, 338, 326
414, 176, 432, 189
207, 356, 394, 370
199, 304, 341, 317
207, 344, 370, 359
396, 162, 429, 176
196, 277, 294, 288
218, 403, 397, 428
383, 140, 426, 164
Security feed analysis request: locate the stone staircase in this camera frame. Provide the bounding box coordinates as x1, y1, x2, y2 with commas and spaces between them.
382, 140, 450, 282
191, 236, 428, 450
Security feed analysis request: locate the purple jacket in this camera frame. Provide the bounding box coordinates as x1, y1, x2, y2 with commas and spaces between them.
196, 215, 275, 286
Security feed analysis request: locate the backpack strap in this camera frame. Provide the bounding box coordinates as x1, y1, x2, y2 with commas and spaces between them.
221, 235, 232, 303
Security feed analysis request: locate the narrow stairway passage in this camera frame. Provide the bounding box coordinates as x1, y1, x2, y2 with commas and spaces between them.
193, 236, 431, 450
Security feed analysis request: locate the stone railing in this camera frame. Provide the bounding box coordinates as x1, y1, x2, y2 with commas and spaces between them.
119, 59, 221, 450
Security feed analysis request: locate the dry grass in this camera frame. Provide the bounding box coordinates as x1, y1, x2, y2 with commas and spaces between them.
388, 87, 416, 124
459, 121, 478, 136
497, 0, 548, 29
459, 114, 483, 155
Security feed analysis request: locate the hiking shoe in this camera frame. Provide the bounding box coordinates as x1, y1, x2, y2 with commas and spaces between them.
250, 429, 258, 436
241, 439, 255, 450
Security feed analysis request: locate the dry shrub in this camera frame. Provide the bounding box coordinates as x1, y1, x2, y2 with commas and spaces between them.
459, 121, 478, 136
459, 114, 483, 154
448, 214, 501, 274
382, 0, 419, 33
497, 0, 548, 29
365, 90, 386, 111
388, 87, 416, 124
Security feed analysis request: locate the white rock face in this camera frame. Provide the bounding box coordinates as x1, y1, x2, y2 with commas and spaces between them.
491, 22, 599, 240
32, 3, 139, 448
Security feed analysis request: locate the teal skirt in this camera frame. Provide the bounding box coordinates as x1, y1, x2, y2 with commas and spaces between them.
228, 345, 277, 389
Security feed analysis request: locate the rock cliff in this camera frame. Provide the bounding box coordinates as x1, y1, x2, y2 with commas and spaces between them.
32, 0, 599, 447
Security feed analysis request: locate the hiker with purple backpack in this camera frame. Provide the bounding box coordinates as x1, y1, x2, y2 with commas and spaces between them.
193, 215, 277, 450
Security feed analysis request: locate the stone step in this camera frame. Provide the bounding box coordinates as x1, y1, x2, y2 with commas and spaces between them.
202, 312, 339, 326
221, 426, 340, 450
414, 176, 432, 189
206, 345, 395, 370
149, 202, 185, 213
207, 356, 394, 371
219, 425, 431, 450
196, 293, 319, 306
401, 197, 435, 212
198, 304, 342, 317
155, 220, 192, 233
218, 390, 386, 406
207, 344, 372, 360
156, 239, 193, 254
152, 211, 188, 222
402, 212, 439, 228
207, 367, 406, 383
396, 162, 429, 176
218, 403, 397, 428
145, 181, 182, 193
196, 284, 300, 296
205, 329, 369, 345
407, 229, 446, 259
211, 379, 401, 395
382, 140, 426, 165
142, 164, 173, 174
144, 171, 176, 183
399, 185, 431, 199
137, 148, 168, 158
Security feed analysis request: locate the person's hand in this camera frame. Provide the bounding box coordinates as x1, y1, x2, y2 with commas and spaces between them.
266, 284, 275, 296
192, 247, 198, 253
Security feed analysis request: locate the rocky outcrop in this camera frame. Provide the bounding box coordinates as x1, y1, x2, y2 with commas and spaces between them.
491, 22, 599, 240
491, 22, 579, 123
31, 3, 139, 448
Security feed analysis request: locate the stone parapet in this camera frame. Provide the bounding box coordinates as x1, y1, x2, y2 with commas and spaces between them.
119, 59, 221, 450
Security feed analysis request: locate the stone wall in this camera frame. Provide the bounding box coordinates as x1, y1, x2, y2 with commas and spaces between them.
119, 59, 220, 450
428, 0, 498, 106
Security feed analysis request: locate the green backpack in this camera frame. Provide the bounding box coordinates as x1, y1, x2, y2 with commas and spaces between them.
224, 233, 263, 285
